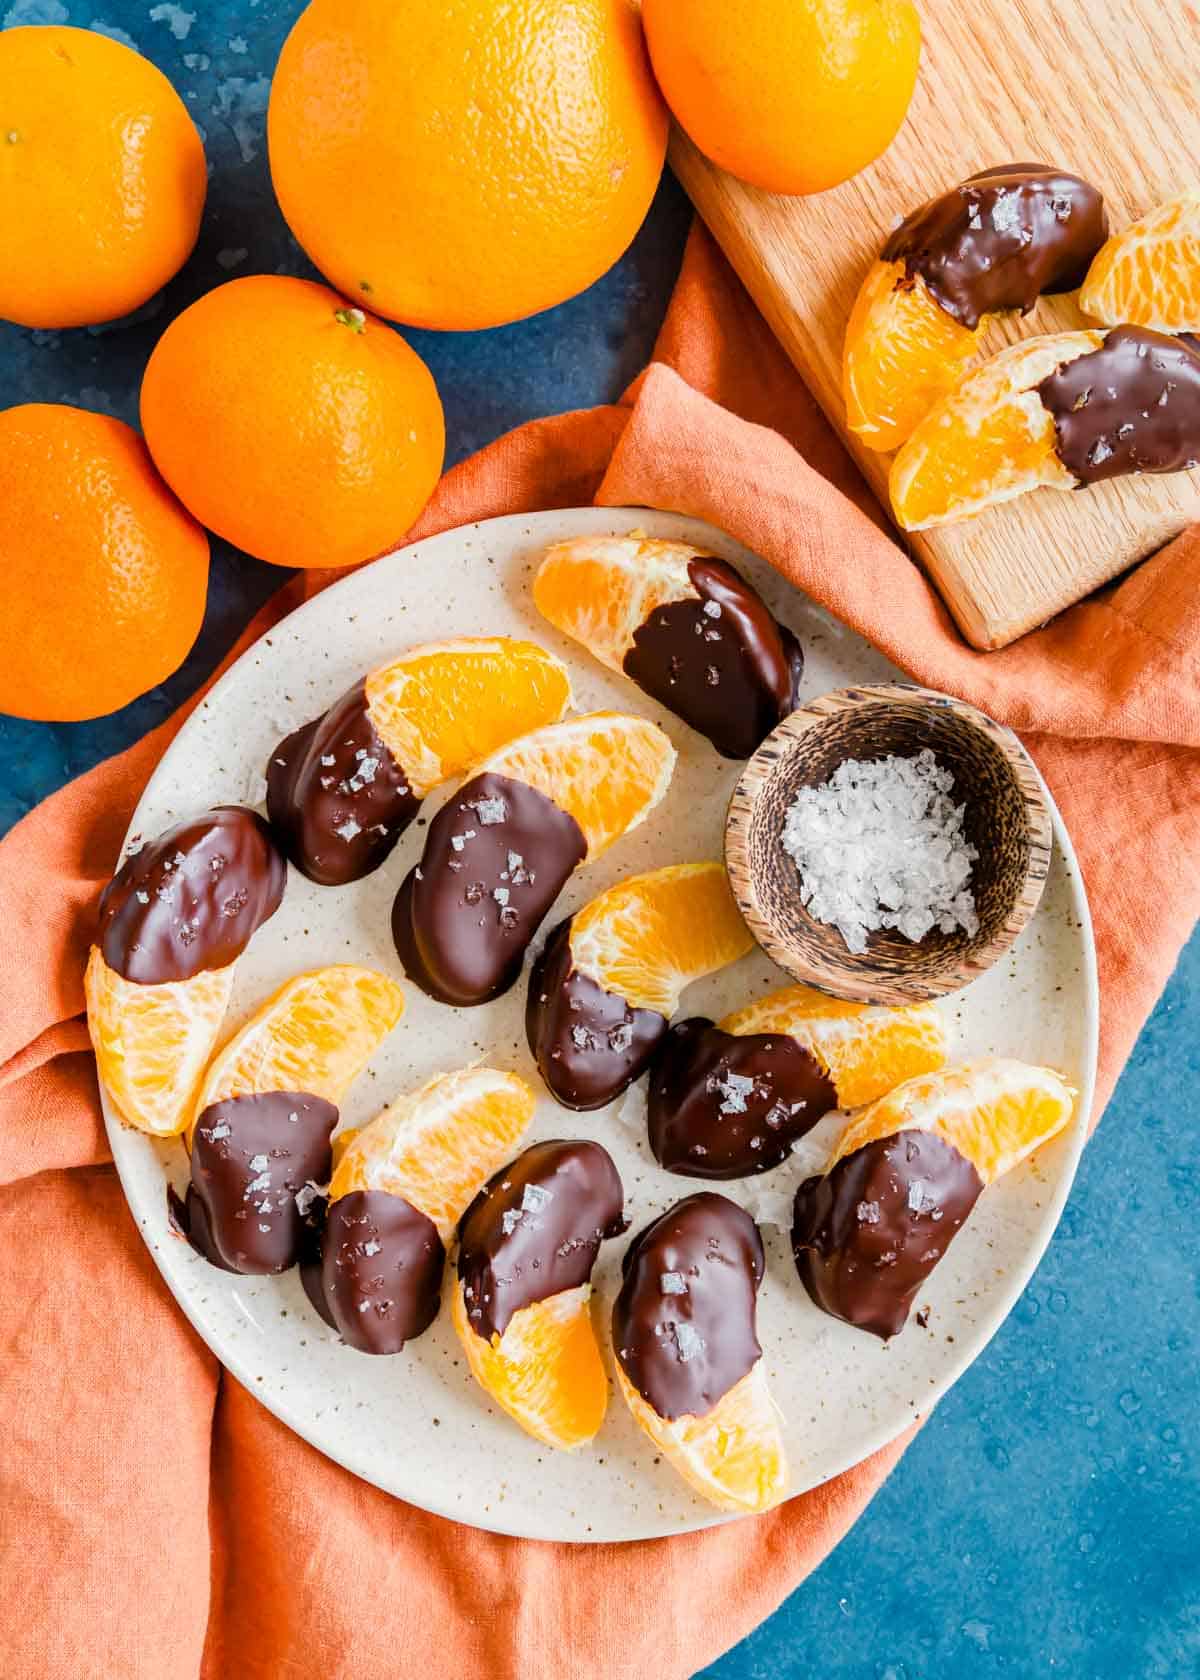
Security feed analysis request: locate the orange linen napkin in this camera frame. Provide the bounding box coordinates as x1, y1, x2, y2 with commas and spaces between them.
3, 225, 1199, 1680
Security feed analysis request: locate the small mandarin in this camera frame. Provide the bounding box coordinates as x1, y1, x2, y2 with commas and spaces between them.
0, 26, 205, 329
140, 275, 445, 570
0, 404, 209, 723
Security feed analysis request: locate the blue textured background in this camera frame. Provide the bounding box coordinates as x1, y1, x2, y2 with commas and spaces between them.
2, 7, 1197, 1676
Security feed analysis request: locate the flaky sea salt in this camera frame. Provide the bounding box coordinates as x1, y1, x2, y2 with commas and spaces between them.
780, 748, 978, 955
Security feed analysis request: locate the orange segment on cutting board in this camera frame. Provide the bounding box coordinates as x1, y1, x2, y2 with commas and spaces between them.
1080, 192, 1200, 332
568, 862, 754, 1017
843, 260, 982, 453
532, 536, 700, 672
721, 984, 948, 1111
364, 638, 572, 798
832, 1057, 1076, 1185
616, 1359, 788, 1516
190, 966, 404, 1135
475, 711, 676, 857
331, 1068, 535, 1238
889, 331, 1103, 530
450, 1282, 608, 1452
85, 951, 233, 1140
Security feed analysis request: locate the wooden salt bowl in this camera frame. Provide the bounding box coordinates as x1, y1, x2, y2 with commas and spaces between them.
725, 684, 1053, 1007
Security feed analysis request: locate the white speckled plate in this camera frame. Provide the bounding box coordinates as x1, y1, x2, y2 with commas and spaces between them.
102, 508, 1098, 1543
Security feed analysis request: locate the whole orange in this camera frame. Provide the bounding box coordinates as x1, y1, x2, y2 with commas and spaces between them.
267, 0, 668, 331
0, 27, 206, 330
642, 0, 921, 197
140, 276, 445, 570
0, 406, 209, 722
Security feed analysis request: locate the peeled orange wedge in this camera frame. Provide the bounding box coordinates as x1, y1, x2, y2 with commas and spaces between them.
476, 710, 675, 857
85, 950, 233, 1138
615, 1358, 788, 1515
1080, 192, 1200, 333
570, 861, 753, 1016
191, 964, 404, 1134
721, 983, 947, 1112
363, 637, 572, 797
832, 1056, 1076, 1185
533, 536, 701, 673
331, 1067, 535, 1237
889, 331, 1103, 530
844, 260, 982, 453
451, 1281, 608, 1451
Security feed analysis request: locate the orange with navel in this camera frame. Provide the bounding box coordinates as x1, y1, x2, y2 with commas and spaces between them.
0, 404, 209, 723
140, 275, 444, 570
267, 0, 668, 330
0, 26, 205, 329
642, 0, 921, 197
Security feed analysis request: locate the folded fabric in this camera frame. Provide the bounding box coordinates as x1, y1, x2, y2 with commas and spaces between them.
1, 225, 1197, 1680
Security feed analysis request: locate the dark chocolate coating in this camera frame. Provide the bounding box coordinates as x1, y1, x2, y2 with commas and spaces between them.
792, 1127, 984, 1339
623, 556, 803, 761
1038, 324, 1200, 485
457, 1139, 626, 1342
647, 1019, 837, 1179
300, 1189, 445, 1354
525, 918, 667, 1110
613, 1192, 764, 1421
392, 771, 586, 1006
882, 163, 1108, 331
98, 806, 285, 985
177, 1091, 337, 1275
266, 680, 419, 886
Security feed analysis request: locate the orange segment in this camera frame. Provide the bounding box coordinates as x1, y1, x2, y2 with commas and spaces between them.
191, 965, 404, 1135
720, 983, 947, 1111
363, 637, 572, 797
85, 948, 232, 1139
476, 711, 675, 857
330, 1067, 535, 1237
569, 861, 754, 1016
451, 1280, 608, 1451
843, 260, 982, 453
889, 331, 1103, 529
1080, 192, 1200, 332
615, 1358, 788, 1514
832, 1057, 1076, 1185
533, 535, 699, 671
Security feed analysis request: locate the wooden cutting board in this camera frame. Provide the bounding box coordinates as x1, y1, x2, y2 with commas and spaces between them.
669, 0, 1200, 648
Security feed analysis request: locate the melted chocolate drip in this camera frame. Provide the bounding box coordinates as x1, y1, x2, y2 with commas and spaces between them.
792, 1128, 983, 1339
647, 1019, 837, 1179
98, 806, 285, 986
266, 681, 419, 886
176, 1091, 337, 1275
525, 918, 667, 1110
457, 1139, 626, 1341
613, 1192, 764, 1421
392, 771, 586, 1006
623, 556, 803, 760
883, 163, 1108, 331
300, 1190, 445, 1354
1039, 325, 1200, 485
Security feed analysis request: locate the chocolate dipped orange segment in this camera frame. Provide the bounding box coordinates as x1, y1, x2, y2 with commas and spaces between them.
392, 712, 674, 1006
793, 1058, 1074, 1338
649, 985, 946, 1180
527, 861, 753, 1110
267, 637, 572, 885
613, 1193, 787, 1513
85, 806, 286, 1137
533, 536, 802, 760
1080, 191, 1200, 333
174, 966, 404, 1276
891, 325, 1200, 529
452, 1139, 626, 1449
844, 164, 1107, 452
